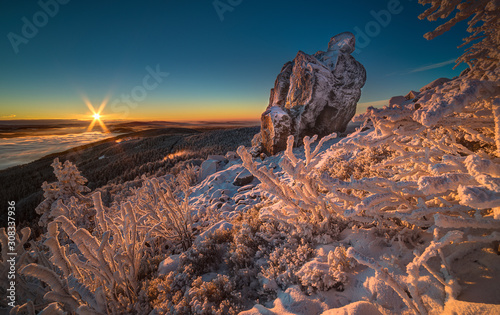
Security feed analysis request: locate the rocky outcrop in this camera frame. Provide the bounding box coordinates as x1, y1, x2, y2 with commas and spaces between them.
260, 32, 366, 155
260, 106, 292, 154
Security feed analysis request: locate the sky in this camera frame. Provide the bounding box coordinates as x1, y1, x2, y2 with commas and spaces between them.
0, 0, 468, 122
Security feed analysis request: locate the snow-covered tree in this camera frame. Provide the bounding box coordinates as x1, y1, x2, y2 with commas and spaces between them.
419, 0, 500, 80
35, 158, 91, 226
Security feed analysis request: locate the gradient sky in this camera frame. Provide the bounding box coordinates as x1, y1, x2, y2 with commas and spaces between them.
0, 0, 468, 121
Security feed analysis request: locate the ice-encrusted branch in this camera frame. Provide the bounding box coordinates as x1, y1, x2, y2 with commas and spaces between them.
407, 230, 464, 310
20, 264, 80, 310
238, 133, 337, 223
346, 247, 420, 314
348, 230, 463, 315
434, 213, 500, 229
149, 177, 194, 251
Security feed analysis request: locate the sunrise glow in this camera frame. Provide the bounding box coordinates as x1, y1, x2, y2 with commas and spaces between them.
84, 95, 110, 133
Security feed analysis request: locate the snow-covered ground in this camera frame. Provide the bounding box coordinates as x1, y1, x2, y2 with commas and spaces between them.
3, 75, 500, 314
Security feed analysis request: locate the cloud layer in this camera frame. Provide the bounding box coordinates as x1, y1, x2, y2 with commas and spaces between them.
0, 131, 117, 170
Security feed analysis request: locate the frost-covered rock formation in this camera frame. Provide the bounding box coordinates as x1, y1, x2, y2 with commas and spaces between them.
261, 32, 366, 155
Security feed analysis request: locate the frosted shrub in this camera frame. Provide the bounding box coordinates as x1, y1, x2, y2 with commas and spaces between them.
262, 241, 314, 290
328, 245, 356, 284
347, 229, 465, 315
298, 267, 337, 295
150, 274, 242, 315
148, 229, 236, 314
238, 134, 337, 225
178, 229, 232, 278
123, 166, 196, 252
320, 146, 393, 181
188, 275, 242, 315
20, 175, 198, 314
150, 176, 194, 251
227, 221, 268, 292
227, 208, 294, 302
228, 208, 284, 277
50, 196, 95, 231
35, 158, 91, 227
149, 207, 323, 313
330, 77, 500, 314
295, 245, 356, 295
229, 208, 327, 298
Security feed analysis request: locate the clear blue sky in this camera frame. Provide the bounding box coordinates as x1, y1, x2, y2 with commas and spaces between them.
0, 0, 468, 121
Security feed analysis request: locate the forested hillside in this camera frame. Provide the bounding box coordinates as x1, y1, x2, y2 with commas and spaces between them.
0, 126, 258, 235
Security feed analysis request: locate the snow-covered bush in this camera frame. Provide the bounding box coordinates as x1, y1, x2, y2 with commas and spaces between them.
320, 146, 392, 181
35, 158, 91, 227
348, 229, 465, 315
328, 78, 499, 313
328, 245, 356, 285
294, 245, 356, 295
238, 134, 337, 225
187, 275, 242, 315
149, 205, 334, 313
150, 175, 194, 251
262, 240, 314, 291
20, 191, 151, 313
50, 196, 95, 232
18, 164, 202, 314
101, 167, 197, 255
148, 228, 235, 314
227, 208, 283, 299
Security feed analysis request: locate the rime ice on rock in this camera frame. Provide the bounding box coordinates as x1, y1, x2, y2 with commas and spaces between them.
260, 106, 292, 155
260, 32, 366, 155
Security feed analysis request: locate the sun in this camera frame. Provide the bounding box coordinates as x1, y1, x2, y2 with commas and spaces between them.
82, 95, 110, 133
